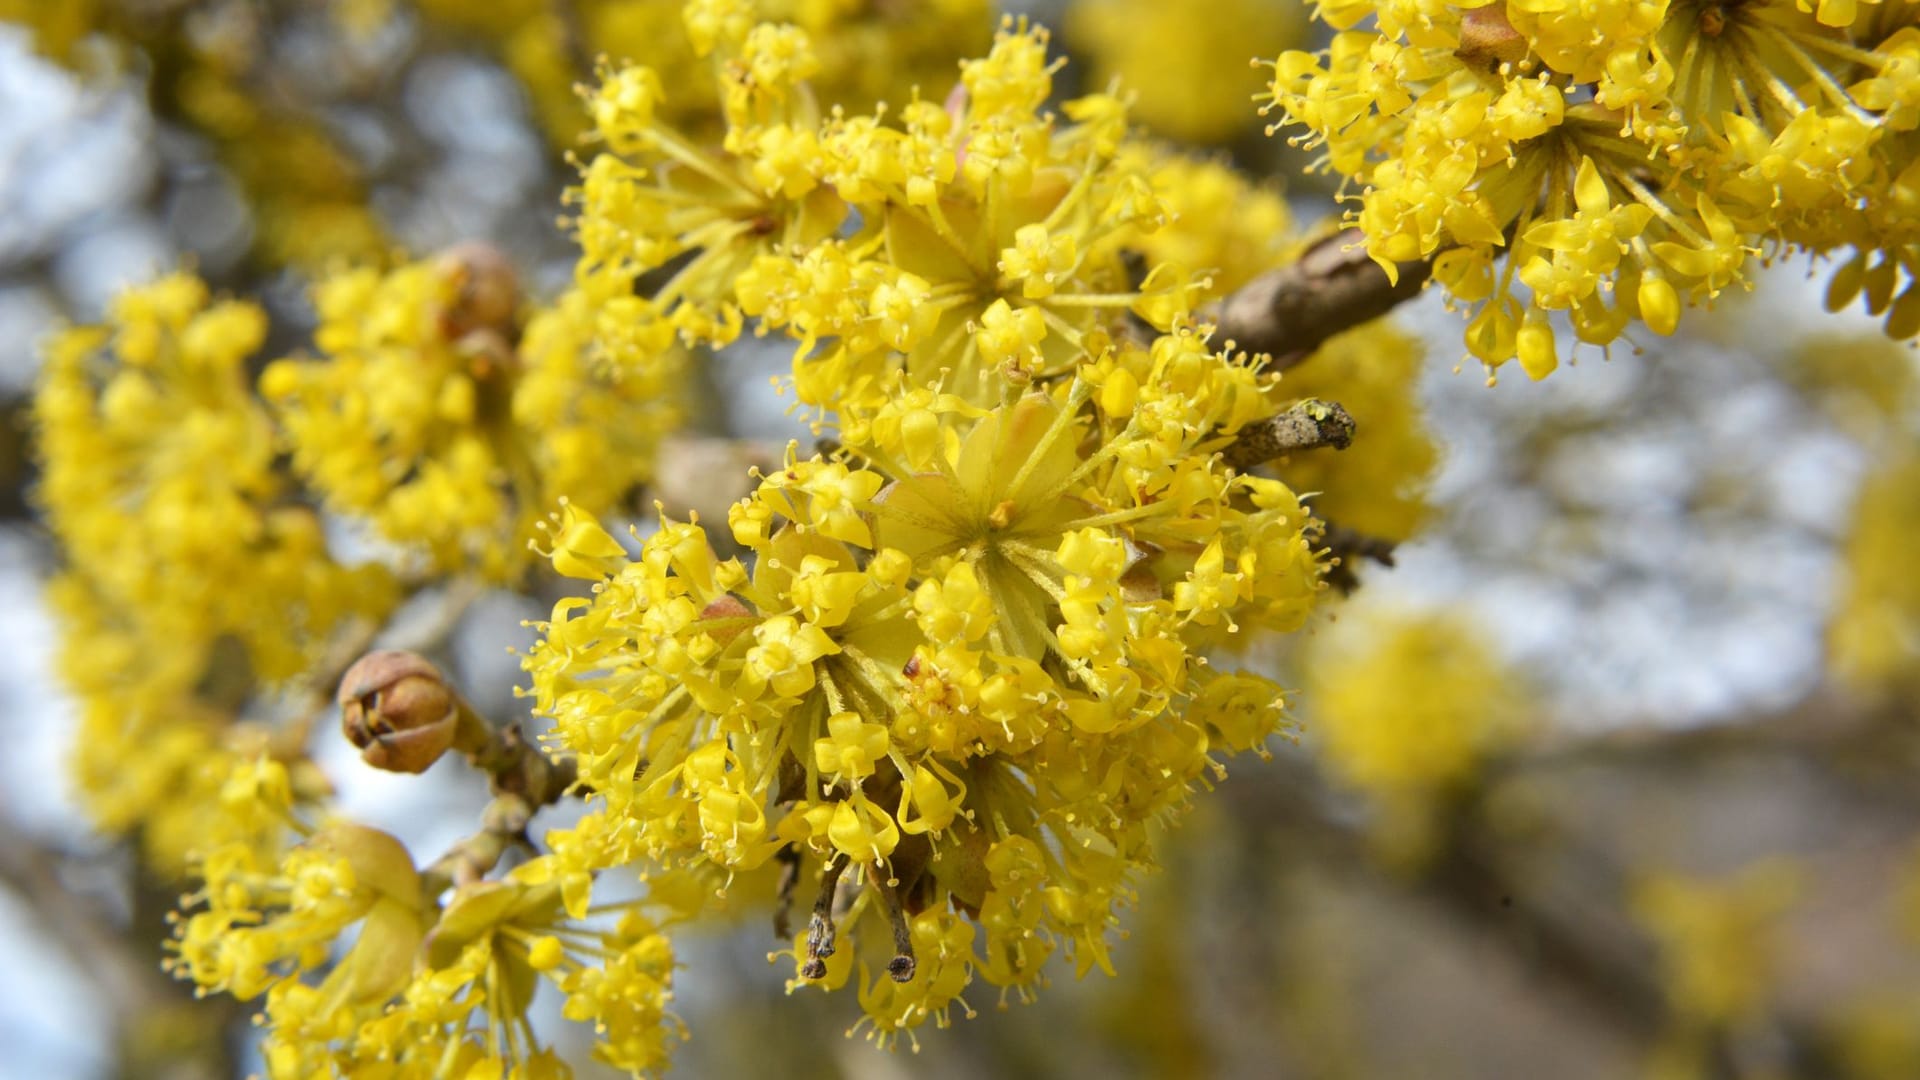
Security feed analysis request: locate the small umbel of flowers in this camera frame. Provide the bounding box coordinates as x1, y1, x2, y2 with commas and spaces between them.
262, 243, 681, 581
571, 15, 1215, 421
167, 735, 679, 1077
523, 329, 1333, 1045
1302, 602, 1529, 866
1260, 0, 1920, 378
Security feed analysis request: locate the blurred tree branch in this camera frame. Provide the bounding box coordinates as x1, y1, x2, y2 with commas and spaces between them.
1, 397, 27, 521
0, 824, 234, 1080
1230, 705, 1885, 1080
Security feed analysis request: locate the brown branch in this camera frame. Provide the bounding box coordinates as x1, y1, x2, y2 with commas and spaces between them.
420, 723, 581, 894
1229, 752, 1852, 1078
1217, 228, 1432, 368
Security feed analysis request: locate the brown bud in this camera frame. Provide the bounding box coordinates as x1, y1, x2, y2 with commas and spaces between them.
339, 650, 460, 774
1455, 7, 1529, 72
434, 241, 520, 342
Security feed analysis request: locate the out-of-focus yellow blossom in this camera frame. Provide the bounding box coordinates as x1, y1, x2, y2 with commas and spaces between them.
262, 251, 681, 580
1832, 994, 1920, 1080
525, 344, 1328, 1041
1633, 861, 1801, 1030
50, 599, 328, 873
169, 31, 387, 269
35, 273, 393, 677
391, 0, 992, 149
33, 273, 395, 869
1830, 444, 1920, 694
1127, 147, 1298, 295
410, 0, 546, 37
1303, 603, 1528, 863
1786, 332, 1918, 438
1067, 0, 1305, 144
1275, 321, 1436, 541
1306, 604, 1527, 796
1261, 0, 1920, 376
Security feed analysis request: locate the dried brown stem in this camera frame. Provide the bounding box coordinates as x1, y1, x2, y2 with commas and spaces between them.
1223, 399, 1356, 470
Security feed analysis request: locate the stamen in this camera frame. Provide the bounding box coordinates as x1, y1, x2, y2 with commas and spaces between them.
801, 853, 849, 979
880, 880, 917, 982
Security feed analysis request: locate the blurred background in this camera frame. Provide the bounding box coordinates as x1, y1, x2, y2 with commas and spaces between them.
1, 1, 1918, 1077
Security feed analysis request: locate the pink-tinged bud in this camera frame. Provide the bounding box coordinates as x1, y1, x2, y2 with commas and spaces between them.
338, 650, 460, 774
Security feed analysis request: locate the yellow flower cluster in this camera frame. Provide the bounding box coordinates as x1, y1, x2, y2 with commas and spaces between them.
263, 249, 681, 581
527, 351, 1324, 1040
376, 0, 991, 151
572, 17, 1224, 415
32, 274, 394, 870
27, 7, 1451, 1070
1262, 0, 1920, 377
507, 12, 1430, 1043
1830, 443, 1920, 694
1635, 857, 1797, 1022
168, 763, 679, 1079
1124, 146, 1300, 296
1302, 604, 1527, 863
568, 8, 1439, 560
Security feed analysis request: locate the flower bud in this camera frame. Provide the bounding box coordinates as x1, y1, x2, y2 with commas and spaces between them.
338, 650, 461, 774
434, 241, 520, 341
1455, 6, 1528, 72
